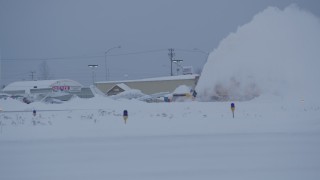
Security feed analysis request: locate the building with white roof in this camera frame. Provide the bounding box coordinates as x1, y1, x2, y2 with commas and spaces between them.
95, 74, 199, 95
106, 83, 131, 96
3, 79, 83, 94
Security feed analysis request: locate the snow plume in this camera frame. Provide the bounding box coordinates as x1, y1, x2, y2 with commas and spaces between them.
196, 5, 320, 102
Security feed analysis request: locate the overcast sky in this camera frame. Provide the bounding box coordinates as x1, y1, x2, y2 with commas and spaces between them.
0, 0, 319, 86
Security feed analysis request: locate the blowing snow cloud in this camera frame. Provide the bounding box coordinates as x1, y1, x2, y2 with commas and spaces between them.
196, 5, 320, 102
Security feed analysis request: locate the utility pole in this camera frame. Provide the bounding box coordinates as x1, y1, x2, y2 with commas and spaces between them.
0, 50, 1, 89
168, 48, 175, 76
30, 71, 36, 81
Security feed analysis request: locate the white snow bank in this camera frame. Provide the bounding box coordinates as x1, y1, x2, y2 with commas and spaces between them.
173, 85, 191, 94
196, 5, 320, 103
110, 89, 149, 100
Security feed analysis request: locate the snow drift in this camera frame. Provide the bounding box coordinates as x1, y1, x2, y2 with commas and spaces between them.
196, 5, 320, 102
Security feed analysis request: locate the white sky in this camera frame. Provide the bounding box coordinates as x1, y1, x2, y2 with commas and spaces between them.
0, 0, 319, 86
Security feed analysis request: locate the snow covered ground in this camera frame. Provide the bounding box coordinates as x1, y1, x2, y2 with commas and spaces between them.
0, 95, 320, 180
1, 4, 320, 180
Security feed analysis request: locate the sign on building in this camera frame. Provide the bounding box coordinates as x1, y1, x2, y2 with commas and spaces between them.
182, 66, 193, 75
52, 86, 70, 91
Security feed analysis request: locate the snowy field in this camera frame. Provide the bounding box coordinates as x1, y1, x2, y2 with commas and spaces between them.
0, 96, 320, 180
1, 4, 320, 180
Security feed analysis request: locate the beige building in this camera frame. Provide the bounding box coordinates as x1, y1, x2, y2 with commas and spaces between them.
95, 74, 199, 95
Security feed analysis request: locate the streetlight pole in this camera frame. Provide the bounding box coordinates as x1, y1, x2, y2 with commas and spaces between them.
88, 65, 98, 85
105, 45, 121, 81
172, 59, 183, 75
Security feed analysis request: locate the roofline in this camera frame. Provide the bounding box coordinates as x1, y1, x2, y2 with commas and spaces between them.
3, 79, 84, 91
95, 74, 199, 84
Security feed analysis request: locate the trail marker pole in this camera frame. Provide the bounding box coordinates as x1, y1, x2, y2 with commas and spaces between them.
32, 110, 37, 125
123, 110, 128, 124
231, 103, 235, 118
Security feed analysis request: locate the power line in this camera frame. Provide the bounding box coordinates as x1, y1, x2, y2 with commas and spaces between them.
175, 48, 209, 55
110, 49, 167, 56
1, 49, 168, 61
1, 55, 102, 61
1, 48, 208, 62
